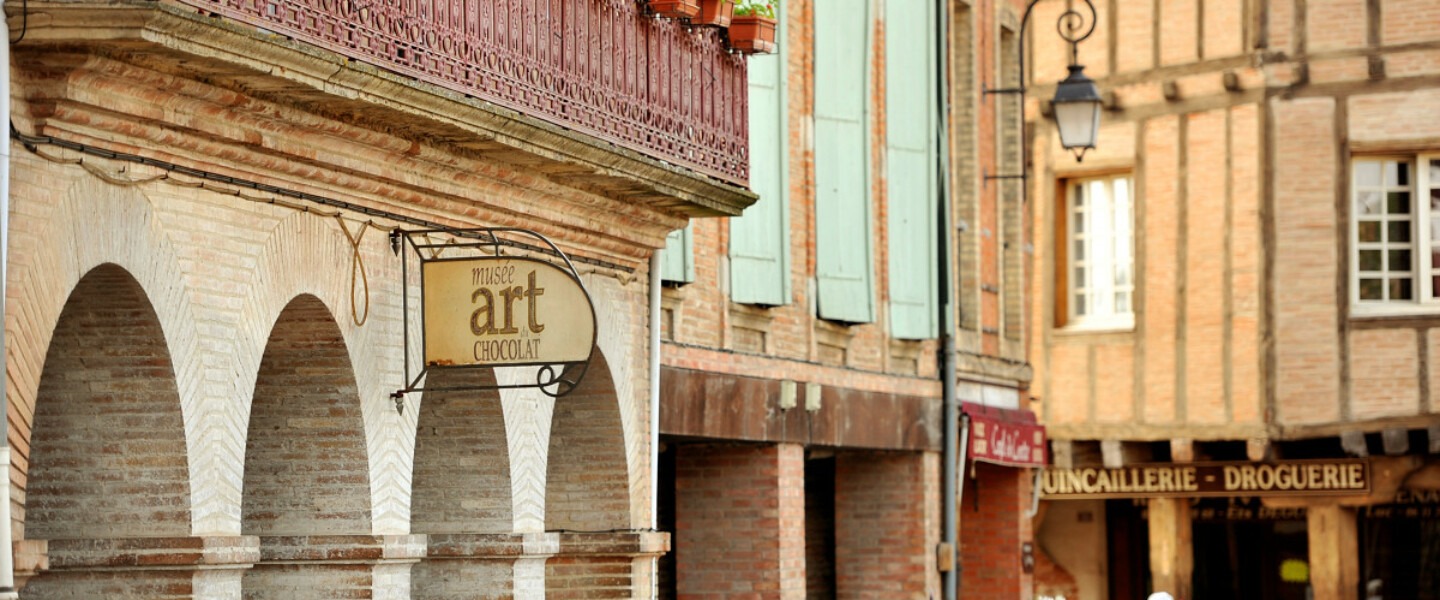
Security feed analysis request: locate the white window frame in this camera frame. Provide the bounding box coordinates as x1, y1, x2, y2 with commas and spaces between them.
1064, 174, 1135, 331
1350, 154, 1440, 316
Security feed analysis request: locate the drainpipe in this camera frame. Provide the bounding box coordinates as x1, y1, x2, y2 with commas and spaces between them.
0, 8, 18, 598
648, 251, 662, 596
936, 0, 957, 597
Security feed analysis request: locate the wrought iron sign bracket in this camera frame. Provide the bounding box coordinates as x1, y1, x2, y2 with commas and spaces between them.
390, 227, 598, 414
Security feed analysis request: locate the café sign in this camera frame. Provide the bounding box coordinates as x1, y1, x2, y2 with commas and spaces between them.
1040, 459, 1370, 499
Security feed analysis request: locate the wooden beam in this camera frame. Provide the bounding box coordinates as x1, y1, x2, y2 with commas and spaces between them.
1102, 440, 1155, 468
1381, 428, 1409, 456
1340, 430, 1369, 457
1261, 456, 1423, 508
1102, 440, 1124, 469
1147, 498, 1194, 600
1307, 504, 1359, 600
1171, 438, 1195, 463
1246, 438, 1270, 462
1051, 440, 1075, 470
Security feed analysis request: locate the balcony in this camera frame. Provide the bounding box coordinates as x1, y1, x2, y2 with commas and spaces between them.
190, 0, 749, 183
13, 0, 755, 216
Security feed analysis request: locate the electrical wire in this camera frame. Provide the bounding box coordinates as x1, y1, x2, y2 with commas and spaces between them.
10, 124, 636, 275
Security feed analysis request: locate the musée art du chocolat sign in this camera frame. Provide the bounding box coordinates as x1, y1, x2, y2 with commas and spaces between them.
1040, 459, 1370, 499
422, 256, 595, 368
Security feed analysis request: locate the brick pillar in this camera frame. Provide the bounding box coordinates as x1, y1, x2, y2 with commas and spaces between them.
675, 444, 805, 599
958, 462, 1033, 599
1307, 504, 1359, 600
1147, 497, 1194, 600
836, 451, 940, 600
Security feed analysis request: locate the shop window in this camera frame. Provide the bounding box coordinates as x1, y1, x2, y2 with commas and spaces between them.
1057, 174, 1134, 330
1351, 156, 1440, 314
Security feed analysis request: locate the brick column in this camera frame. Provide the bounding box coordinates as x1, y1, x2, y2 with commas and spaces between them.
958, 463, 1035, 599
675, 444, 805, 599
1307, 504, 1359, 600
836, 451, 940, 600
1147, 497, 1194, 600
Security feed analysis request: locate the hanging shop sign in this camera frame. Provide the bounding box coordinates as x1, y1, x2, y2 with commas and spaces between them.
1039, 459, 1370, 499
422, 257, 595, 367
963, 402, 1048, 468
390, 228, 597, 407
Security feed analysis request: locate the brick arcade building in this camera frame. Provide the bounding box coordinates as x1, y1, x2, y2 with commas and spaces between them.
1, 0, 756, 597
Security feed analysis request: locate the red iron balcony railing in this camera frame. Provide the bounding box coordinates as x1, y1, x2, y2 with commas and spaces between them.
177, 0, 749, 185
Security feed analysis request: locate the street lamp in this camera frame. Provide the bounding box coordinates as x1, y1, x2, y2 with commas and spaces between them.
1052, 64, 1102, 160
986, 0, 1102, 171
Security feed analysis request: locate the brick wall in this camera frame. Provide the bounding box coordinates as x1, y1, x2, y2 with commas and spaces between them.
959, 463, 1032, 600
411, 370, 511, 534
242, 295, 372, 537
674, 444, 805, 599
546, 350, 631, 533
26, 265, 191, 540
835, 451, 940, 599
1032, 0, 1440, 441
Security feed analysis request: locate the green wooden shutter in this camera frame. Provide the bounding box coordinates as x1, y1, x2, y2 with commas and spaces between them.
730, 12, 790, 306
884, 0, 938, 339
814, 0, 875, 323
660, 225, 694, 284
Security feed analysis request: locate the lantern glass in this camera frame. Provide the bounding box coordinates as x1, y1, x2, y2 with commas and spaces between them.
1053, 100, 1100, 151
1051, 64, 1102, 159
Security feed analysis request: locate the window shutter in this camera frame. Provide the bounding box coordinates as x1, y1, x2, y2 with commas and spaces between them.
730, 14, 789, 306
884, 0, 938, 339
660, 225, 694, 284
814, 0, 875, 323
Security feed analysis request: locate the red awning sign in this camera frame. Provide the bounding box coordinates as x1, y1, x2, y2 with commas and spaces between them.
963, 402, 1047, 468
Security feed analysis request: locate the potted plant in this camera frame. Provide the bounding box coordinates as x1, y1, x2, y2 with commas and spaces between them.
728, 0, 778, 54
650, 0, 700, 19
694, 0, 736, 27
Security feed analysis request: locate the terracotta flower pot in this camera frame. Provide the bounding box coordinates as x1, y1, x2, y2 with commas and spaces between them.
649, 0, 700, 19
694, 0, 735, 27
728, 15, 777, 54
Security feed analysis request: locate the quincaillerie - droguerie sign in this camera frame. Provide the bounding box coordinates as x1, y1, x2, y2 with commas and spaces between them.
1040, 459, 1370, 499
422, 257, 596, 368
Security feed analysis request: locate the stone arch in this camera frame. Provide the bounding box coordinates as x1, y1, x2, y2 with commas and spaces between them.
6, 177, 208, 536
25, 265, 191, 540
545, 348, 630, 531
241, 294, 373, 536
230, 209, 410, 534
410, 369, 512, 534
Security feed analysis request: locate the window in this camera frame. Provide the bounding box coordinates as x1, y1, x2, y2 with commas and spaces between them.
1062, 175, 1133, 329
1351, 156, 1440, 311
